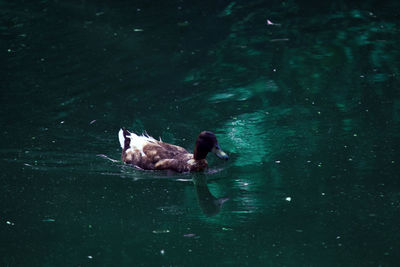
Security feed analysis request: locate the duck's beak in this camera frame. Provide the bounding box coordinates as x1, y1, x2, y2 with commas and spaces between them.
212, 145, 229, 160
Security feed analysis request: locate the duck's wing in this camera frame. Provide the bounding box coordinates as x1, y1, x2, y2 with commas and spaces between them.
157, 141, 188, 154
142, 141, 189, 162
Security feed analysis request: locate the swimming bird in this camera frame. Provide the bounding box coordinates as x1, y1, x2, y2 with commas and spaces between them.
118, 128, 228, 172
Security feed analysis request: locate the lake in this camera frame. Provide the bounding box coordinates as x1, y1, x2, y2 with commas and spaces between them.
1, 0, 399, 266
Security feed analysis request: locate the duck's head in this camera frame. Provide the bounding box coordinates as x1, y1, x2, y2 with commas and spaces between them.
194, 131, 229, 161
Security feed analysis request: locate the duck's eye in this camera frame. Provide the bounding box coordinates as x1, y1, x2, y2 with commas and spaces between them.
212, 144, 222, 152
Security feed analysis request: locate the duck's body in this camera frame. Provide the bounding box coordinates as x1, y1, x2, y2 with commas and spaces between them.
118, 128, 228, 172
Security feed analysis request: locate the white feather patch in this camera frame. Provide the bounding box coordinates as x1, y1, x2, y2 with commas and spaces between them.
118, 129, 125, 149
132, 133, 159, 155
119, 129, 160, 156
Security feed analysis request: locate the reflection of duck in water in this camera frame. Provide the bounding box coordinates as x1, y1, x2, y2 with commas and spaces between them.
193, 175, 229, 216
118, 129, 228, 172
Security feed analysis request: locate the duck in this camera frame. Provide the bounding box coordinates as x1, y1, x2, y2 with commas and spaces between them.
118, 128, 228, 172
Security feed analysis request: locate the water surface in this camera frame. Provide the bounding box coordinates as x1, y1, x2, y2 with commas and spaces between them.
1, 0, 400, 266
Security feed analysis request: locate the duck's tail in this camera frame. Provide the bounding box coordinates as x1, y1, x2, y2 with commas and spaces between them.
118, 128, 131, 150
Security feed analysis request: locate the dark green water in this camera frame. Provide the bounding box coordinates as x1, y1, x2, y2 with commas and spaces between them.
1, 0, 400, 266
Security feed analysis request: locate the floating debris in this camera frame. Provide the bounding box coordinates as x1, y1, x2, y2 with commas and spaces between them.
266, 19, 281, 26
285, 197, 292, 202
90, 119, 96, 125
42, 218, 55, 222
6, 221, 14, 225
183, 233, 196, 238
177, 21, 189, 27
133, 28, 144, 32
152, 229, 170, 234
270, 38, 289, 42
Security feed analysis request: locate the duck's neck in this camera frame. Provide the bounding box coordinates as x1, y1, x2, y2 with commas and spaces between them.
193, 146, 208, 160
